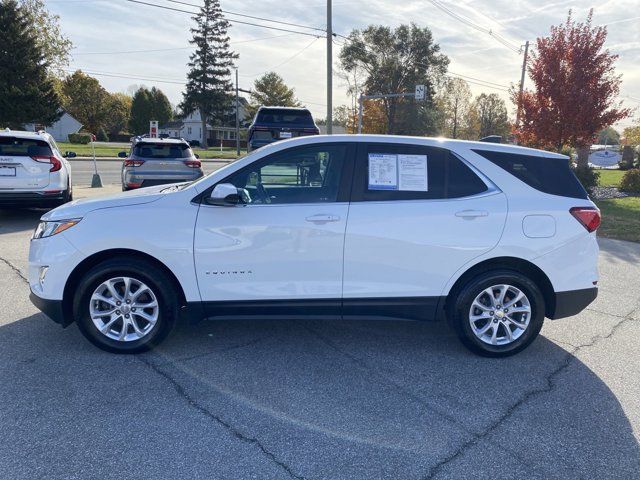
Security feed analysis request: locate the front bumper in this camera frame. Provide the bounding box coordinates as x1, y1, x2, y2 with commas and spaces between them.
30, 291, 71, 326
549, 287, 598, 319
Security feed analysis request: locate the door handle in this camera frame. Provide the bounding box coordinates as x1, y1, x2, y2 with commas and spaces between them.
305, 214, 340, 223
455, 210, 488, 218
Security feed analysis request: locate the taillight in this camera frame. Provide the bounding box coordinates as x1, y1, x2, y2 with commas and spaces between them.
32, 155, 61, 172
124, 159, 145, 167
183, 159, 201, 168
570, 207, 601, 233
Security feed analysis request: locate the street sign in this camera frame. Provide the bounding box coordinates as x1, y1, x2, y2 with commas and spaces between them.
149, 120, 158, 138
415, 84, 425, 101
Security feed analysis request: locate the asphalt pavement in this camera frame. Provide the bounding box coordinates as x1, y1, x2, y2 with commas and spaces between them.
0, 188, 639, 479
69, 159, 232, 186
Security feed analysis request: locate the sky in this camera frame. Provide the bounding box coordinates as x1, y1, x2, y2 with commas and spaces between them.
46, 0, 640, 129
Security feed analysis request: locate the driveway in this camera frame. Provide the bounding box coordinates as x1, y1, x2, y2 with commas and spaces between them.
0, 197, 638, 479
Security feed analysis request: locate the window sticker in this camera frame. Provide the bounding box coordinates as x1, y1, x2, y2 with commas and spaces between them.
398, 154, 428, 191
368, 153, 398, 190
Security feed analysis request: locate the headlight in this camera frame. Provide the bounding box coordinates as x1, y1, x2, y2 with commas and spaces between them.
33, 219, 81, 239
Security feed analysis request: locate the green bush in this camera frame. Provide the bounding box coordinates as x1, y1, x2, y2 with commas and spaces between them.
573, 166, 600, 191
67, 132, 92, 144
97, 128, 109, 142
620, 169, 640, 193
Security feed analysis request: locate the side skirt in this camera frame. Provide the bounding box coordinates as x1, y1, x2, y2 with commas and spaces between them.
191, 297, 445, 322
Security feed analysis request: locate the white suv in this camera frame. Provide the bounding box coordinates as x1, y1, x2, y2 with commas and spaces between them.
0, 129, 74, 207
28, 135, 600, 357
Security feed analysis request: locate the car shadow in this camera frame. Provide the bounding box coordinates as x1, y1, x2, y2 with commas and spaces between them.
0, 314, 638, 479
0, 208, 47, 234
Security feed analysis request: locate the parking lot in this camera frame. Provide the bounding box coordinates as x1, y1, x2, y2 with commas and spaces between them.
1, 178, 639, 479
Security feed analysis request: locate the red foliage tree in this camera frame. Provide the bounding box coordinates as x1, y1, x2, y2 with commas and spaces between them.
512, 10, 630, 151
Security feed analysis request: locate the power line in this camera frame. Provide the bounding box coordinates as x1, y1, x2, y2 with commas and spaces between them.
162, 0, 326, 33
426, 0, 521, 53
239, 37, 320, 78
123, 0, 322, 38
72, 33, 298, 56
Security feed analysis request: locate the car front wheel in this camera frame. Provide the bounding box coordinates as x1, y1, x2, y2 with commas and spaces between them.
449, 270, 545, 357
73, 258, 178, 353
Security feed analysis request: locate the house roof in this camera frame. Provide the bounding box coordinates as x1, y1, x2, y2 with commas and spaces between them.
159, 121, 184, 129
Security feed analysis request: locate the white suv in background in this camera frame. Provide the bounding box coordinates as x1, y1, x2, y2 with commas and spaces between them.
0, 129, 74, 207
28, 135, 600, 357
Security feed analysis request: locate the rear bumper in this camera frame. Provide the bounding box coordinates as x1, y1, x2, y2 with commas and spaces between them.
549, 287, 598, 319
30, 291, 70, 326
0, 190, 66, 207
123, 171, 203, 189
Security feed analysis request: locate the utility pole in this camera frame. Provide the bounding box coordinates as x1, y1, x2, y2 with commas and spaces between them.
235, 68, 240, 156
515, 40, 530, 128
326, 0, 333, 134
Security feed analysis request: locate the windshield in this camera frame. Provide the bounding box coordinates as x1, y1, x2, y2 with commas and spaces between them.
255, 109, 314, 126
133, 142, 193, 159
0, 137, 52, 156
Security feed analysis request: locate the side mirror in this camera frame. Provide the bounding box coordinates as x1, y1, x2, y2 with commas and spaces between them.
208, 183, 241, 206
243, 122, 251, 128
63, 151, 76, 158
117, 151, 128, 158
195, 154, 200, 159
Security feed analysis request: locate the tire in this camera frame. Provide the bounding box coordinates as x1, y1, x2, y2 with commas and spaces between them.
73, 258, 178, 353
449, 269, 545, 357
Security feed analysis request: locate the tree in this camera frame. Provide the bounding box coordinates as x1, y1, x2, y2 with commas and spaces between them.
18, 0, 72, 76
339, 23, 449, 134
129, 88, 153, 135
61, 70, 111, 134
468, 93, 510, 139
129, 87, 173, 135
436, 78, 472, 139
181, 0, 237, 147
248, 72, 300, 116
597, 126, 620, 145
105, 92, 132, 135
512, 10, 630, 160
0, 0, 61, 128
622, 125, 640, 146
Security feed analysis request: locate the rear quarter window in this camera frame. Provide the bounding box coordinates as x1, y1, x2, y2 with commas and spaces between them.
0, 137, 52, 157
472, 149, 588, 200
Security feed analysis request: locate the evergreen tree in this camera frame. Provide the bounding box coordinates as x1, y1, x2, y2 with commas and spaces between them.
129, 87, 173, 135
150, 87, 173, 126
180, 0, 237, 148
129, 87, 154, 135
0, 0, 61, 128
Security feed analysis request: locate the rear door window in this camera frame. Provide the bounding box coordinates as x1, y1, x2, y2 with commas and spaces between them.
133, 143, 192, 159
472, 149, 588, 199
0, 137, 52, 157
352, 143, 488, 201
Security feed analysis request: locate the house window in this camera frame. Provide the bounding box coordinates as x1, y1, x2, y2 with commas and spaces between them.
187, 127, 192, 135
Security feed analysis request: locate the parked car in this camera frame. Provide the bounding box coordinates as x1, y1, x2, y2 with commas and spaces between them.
118, 137, 203, 190
0, 129, 75, 208
29, 135, 600, 356
247, 106, 319, 152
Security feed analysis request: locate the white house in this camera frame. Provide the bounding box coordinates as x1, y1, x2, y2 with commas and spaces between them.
25, 111, 82, 142
159, 99, 251, 146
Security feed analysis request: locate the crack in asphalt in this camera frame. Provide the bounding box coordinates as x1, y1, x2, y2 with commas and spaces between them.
0, 256, 28, 285
422, 312, 640, 480
298, 322, 539, 472
136, 356, 306, 480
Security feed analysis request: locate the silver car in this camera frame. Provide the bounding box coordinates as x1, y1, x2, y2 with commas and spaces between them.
119, 137, 203, 191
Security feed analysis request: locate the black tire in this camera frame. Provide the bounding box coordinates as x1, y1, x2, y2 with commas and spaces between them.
449, 269, 545, 357
73, 258, 178, 353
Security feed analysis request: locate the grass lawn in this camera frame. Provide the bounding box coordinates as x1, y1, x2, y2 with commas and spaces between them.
58, 142, 246, 160
597, 169, 625, 187
595, 197, 640, 243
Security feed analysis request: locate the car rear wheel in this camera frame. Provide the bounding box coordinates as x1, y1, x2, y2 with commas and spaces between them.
73, 258, 178, 353
449, 270, 545, 357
